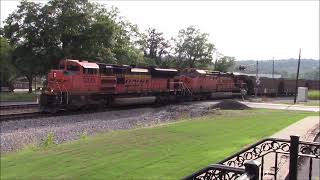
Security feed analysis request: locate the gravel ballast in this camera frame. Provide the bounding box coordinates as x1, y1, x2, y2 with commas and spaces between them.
0, 101, 228, 153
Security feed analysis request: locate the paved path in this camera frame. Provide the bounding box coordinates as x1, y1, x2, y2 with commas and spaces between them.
0, 101, 38, 107
242, 102, 319, 112
270, 116, 319, 140
263, 116, 320, 180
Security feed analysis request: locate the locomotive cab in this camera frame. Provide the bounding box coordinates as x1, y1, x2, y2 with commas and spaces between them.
40, 59, 100, 112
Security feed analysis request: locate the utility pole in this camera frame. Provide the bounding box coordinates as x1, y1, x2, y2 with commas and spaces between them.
272, 57, 275, 95
293, 49, 301, 104
255, 60, 259, 97
272, 57, 275, 79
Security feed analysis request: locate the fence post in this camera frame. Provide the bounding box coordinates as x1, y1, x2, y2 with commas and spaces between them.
289, 135, 300, 180
244, 160, 261, 180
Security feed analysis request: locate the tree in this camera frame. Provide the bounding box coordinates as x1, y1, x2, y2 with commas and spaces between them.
3, 0, 44, 92
173, 26, 215, 68
139, 28, 170, 66
42, 0, 142, 64
215, 56, 235, 72
0, 37, 16, 89
40, 0, 111, 61
2, 0, 145, 91
301, 70, 320, 80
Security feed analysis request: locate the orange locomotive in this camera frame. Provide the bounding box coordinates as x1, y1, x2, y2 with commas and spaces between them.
40, 59, 245, 112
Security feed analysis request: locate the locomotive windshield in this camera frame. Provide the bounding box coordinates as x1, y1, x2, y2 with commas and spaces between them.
58, 63, 65, 70
67, 65, 80, 71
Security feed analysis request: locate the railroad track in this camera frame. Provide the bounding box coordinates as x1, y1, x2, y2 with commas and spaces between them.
0, 112, 48, 121
0, 102, 155, 121
0, 98, 236, 122
0, 103, 41, 121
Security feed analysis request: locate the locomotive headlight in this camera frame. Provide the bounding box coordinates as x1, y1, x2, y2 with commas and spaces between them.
51, 89, 54, 93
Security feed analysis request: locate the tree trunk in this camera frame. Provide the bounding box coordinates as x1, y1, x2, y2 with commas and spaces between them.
27, 76, 33, 93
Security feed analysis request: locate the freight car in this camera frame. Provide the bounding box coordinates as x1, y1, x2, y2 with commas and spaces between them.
40, 59, 245, 112
235, 75, 319, 96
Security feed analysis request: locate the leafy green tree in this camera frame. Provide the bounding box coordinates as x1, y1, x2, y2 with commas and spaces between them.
3, 0, 145, 88
3, 0, 44, 92
42, 0, 142, 65
173, 26, 215, 68
301, 70, 320, 80
215, 56, 235, 72
139, 28, 170, 66
41, 0, 106, 60
0, 37, 16, 89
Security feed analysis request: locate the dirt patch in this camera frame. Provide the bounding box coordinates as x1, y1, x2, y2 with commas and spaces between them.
210, 100, 250, 110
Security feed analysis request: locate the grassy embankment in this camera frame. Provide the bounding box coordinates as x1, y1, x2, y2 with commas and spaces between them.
308, 90, 320, 100
301, 90, 320, 106
1, 109, 318, 179
0, 92, 38, 102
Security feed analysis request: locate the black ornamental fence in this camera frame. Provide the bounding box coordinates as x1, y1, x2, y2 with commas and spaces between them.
183, 135, 319, 180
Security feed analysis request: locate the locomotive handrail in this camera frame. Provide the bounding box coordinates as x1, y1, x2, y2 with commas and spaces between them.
181, 82, 192, 96
169, 82, 193, 96
61, 83, 69, 105
54, 80, 63, 104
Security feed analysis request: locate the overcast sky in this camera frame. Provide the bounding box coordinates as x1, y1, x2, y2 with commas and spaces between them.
1, 0, 319, 60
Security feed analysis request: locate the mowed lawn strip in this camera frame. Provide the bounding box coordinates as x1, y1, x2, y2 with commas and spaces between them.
1, 109, 317, 180
0, 92, 38, 102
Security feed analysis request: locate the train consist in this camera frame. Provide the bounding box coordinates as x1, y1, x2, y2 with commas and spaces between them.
40, 59, 246, 112
40, 59, 319, 112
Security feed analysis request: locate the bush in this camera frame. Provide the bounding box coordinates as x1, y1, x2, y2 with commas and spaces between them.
80, 131, 88, 140
41, 132, 56, 148
308, 90, 320, 100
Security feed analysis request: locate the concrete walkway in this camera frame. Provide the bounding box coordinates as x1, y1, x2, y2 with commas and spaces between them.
242, 102, 320, 112
263, 116, 320, 180
0, 101, 38, 107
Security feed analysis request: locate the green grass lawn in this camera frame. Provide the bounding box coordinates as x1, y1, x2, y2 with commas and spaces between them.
0, 92, 38, 102
1, 109, 317, 180
308, 90, 320, 100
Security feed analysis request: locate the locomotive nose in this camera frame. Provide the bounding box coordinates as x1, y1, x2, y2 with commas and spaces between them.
45, 70, 67, 93
49, 70, 64, 80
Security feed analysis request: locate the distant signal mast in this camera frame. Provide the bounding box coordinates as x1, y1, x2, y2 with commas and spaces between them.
238, 61, 260, 97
